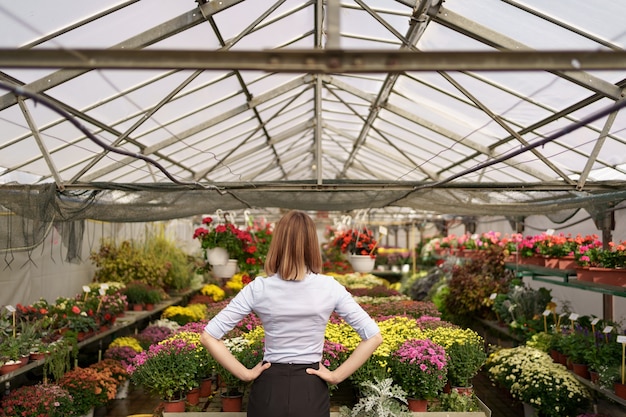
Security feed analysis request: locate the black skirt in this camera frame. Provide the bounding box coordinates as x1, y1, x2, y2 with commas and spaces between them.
247, 362, 329, 417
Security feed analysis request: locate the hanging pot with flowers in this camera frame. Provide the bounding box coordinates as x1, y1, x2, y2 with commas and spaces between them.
331, 227, 379, 273
193, 215, 259, 278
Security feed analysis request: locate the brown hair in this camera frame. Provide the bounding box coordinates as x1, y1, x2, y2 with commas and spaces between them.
264, 210, 322, 281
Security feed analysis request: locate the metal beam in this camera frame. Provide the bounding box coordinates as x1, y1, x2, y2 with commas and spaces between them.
1, 48, 625, 73
431, 7, 622, 99
17, 98, 64, 189
80, 75, 313, 182
577, 97, 623, 190
0, 0, 245, 111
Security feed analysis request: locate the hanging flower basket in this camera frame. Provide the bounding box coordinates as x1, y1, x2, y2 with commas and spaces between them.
206, 247, 229, 266
212, 259, 238, 278
348, 254, 376, 273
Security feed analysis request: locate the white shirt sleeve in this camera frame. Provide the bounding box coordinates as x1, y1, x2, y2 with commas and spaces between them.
204, 281, 256, 339
333, 281, 380, 340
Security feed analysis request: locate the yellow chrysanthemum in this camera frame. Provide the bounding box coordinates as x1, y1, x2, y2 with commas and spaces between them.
200, 284, 226, 301
109, 336, 143, 352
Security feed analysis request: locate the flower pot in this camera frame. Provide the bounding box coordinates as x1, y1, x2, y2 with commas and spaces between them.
543, 256, 559, 268
349, 254, 376, 273
162, 397, 186, 412
29, 352, 47, 361
212, 259, 238, 278
144, 303, 155, 311
504, 252, 518, 263
187, 387, 200, 405
199, 377, 213, 397
463, 249, 480, 260
576, 266, 594, 282
522, 402, 538, 417
18, 355, 29, 367
207, 247, 229, 266
572, 363, 590, 379
77, 407, 94, 417
549, 349, 560, 363
0, 362, 21, 375
221, 392, 243, 412
115, 379, 130, 400
132, 303, 144, 311
452, 385, 474, 397
407, 398, 428, 412
520, 255, 544, 266
614, 382, 626, 400
558, 255, 577, 270
590, 370, 600, 384
589, 267, 626, 286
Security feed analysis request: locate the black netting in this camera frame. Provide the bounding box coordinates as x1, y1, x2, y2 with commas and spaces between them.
1, 182, 626, 253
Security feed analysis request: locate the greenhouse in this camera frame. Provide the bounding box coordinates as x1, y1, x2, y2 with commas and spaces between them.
1, 1, 626, 416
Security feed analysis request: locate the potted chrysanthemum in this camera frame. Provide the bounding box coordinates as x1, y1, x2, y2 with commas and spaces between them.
126, 338, 199, 411
423, 326, 486, 394
388, 338, 448, 412
486, 346, 591, 417
0, 382, 75, 417
89, 358, 130, 399
58, 366, 118, 415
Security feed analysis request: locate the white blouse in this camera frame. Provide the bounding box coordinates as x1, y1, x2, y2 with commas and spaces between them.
204, 273, 381, 364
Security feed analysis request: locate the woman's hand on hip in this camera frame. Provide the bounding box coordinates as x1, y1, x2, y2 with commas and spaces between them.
244, 361, 271, 382
305, 363, 338, 385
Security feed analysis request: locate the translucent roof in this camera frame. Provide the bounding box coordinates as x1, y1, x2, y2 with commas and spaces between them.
1, 0, 625, 221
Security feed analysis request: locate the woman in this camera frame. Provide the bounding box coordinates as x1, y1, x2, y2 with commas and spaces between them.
200, 210, 382, 417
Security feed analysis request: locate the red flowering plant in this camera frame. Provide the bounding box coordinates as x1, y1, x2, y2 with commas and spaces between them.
596, 240, 626, 268
244, 218, 273, 275
535, 233, 578, 258
388, 338, 448, 400
59, 366, 118, 414
574, 236, 603, 267
15, 298, 51, 323
0, 382, 75, 417
52, 297, 98, 335
193, 217, 258, 274
498, 233, 523, 254
331, 227, 378, 258
517, 234, 542, 258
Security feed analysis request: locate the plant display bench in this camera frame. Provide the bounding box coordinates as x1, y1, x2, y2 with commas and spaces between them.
164, 413, 489, 417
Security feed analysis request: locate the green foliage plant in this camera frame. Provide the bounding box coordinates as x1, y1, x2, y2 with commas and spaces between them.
339, 377, 412, 417
443, 246, 513, 321
90, 239, 169, 288
123, 280, 153, 306
143, 230, 193, 290
430, 390, 480, 412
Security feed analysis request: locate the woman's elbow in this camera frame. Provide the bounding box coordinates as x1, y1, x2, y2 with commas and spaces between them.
200, 330, 215, 349
370, 332, 383, 347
